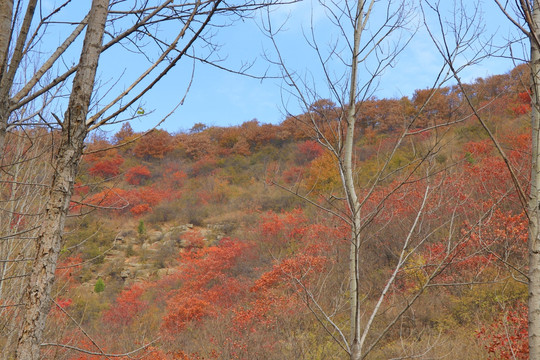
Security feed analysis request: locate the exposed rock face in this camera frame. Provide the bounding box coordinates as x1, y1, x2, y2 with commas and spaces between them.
146, 230, 163, 242
86, 223, 231, 285
120, 269, 130, 280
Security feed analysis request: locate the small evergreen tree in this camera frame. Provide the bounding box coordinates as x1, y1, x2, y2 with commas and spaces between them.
94, 278, 105, 293
138, 220, 146, 237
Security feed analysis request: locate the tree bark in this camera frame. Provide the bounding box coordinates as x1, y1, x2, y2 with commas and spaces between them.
0, 0, 37, 159
0, 0, 13, 156
531, 2, 540, 358
15, 0, 109, 358
345, 2, 363, 359
0, 0, 12, 73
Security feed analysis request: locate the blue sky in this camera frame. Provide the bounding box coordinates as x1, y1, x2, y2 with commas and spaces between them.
39, 1, 523, 135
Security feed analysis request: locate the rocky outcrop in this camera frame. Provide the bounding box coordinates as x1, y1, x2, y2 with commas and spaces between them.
85, 222, 232, 286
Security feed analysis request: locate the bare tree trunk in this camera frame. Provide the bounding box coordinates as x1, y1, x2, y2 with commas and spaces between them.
0, 0, 13, 154
0, 0, 38, 157
345, 2, 363, 359
0, 0, 12, 71
15, 0, 109, 358
531, 2, 540, 358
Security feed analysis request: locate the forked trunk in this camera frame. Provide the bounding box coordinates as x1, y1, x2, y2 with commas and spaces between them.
15, 0, 108, 358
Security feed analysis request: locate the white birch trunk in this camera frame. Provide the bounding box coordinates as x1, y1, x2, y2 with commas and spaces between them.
346, 2, 363, 359
531, 2, 540, 357
15, 0, 109, 358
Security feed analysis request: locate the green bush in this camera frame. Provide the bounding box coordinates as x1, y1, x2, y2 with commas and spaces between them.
138, 220, 146, 237
94, 278, 105, 293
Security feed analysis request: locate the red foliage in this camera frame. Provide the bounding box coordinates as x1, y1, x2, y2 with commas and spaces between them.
135, 186, 168, 207
513, 103, 532, 115
517, 91, 532, 104
84, 136, 113, 162
180, 229, 205, 251
84, 188, 129, 210
73, 182, 90, 196
80, 184, 168, 216
232, 136, 251, 156
9, 212, 26, 230
279, 115, 311, 141
56, 254, 83, 285
297, 140, 324, 162
113, 122, 135, 144
282, 166, 304, 184
241, 119, 278, 149
411, 209, 527, 287
84, 136, 126, 178
133, 347, 216, 360
169, 170, 187, 187
130, 203, 151, 215
125, 165, 152, 185
504, 131, 531, 178
181, 131, 216, 160
251, 253, 328, 292
52, 298, 72, 314
360, 97, 410, 132
88, 155, 124, 178
133, 130, 174, 159
461, 139, 518, 201
191, 156, 218, 176
477, 302, 528, 359
159, 162, 187, 186
410, 87, 457, 127
161, 239, 252, 336
258, 209, 344, 256
464, 139, 493, 156
61, 337, 106, 360
226, 210, 342, 347
231, 293, 294, 340
135, 347, 169, 360
50, 298, 73, 318
512, 91, 532, 115
260, 209, 308, 245
104, 283, 149, 327
162, 297, 213, 333
125, 186, 168, 215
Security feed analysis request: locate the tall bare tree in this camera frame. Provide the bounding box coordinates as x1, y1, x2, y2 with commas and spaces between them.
264, 1, 487, 358
15, 1, 109, 357
531, 4, 540, 356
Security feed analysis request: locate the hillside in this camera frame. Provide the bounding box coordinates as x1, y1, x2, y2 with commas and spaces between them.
1, 65, 533, 359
